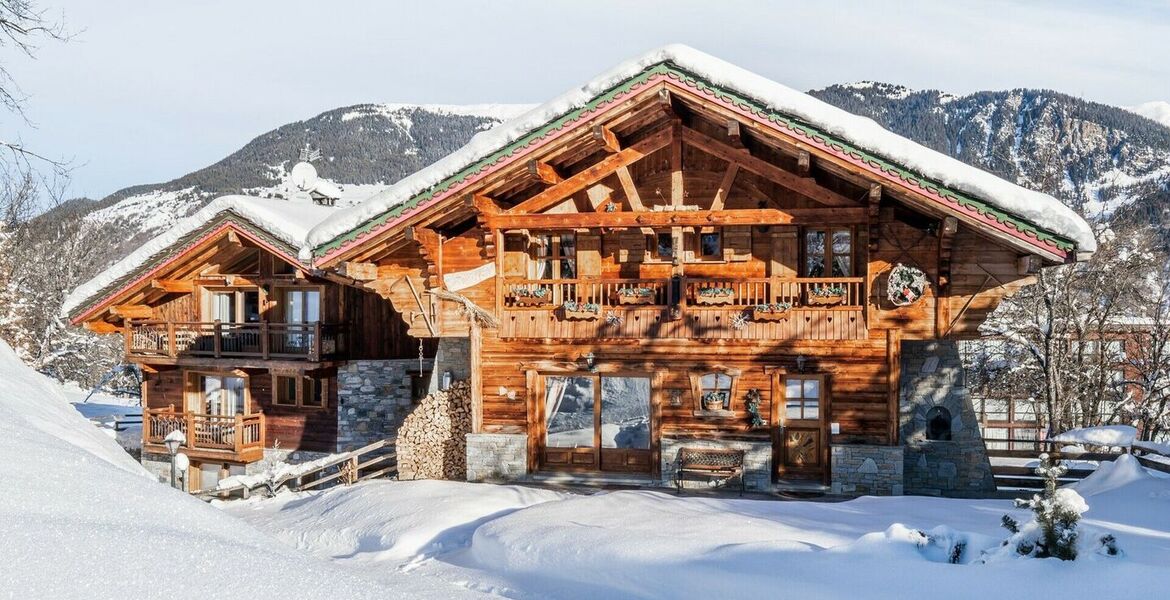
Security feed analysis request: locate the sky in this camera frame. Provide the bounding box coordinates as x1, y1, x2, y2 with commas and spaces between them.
6, 0, 1170, 201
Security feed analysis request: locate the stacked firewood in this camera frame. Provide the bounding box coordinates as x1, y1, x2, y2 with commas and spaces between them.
398, 381, 472, 480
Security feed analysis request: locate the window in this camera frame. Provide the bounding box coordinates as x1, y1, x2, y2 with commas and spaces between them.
187, 373, 247, 416
530, 233, 576, 280
283, 288, 321, 324
804, 228, 853, 277
784, 377, 821, 420
207, 289, 261, 323
655, 232, 674, 261
273, 374, 328, 409
700, 373, 733, 411
699, 231, 722, 259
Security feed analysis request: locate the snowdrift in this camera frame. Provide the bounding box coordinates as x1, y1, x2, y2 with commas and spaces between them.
0, 341, 436, 599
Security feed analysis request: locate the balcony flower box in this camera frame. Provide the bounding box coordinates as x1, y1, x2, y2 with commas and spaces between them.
808, 285, 847, 306
560, 301, 601, 321
694, 287, 736, 306
752, 302, 792, 321
616, 287, 656, 305
509, 286, 552, 306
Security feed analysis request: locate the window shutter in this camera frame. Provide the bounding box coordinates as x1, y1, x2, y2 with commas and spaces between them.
724, 226, 751, 262
577, 233, 601, 277
502, 233, 527, 278
618, 230, 645, 263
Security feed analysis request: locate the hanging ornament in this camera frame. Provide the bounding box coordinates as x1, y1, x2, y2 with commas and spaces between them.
887, 263, 928, 307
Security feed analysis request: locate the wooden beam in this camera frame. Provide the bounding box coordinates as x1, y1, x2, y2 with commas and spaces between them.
679, 127, 859, 208
193, 275, 261, 287
711, 161, 739, 211
658, 88, 676, 119
592, 125, 620, 154
886, 329, 901, 445
150, 279, 193, 293
465, 193, 503, 259
868, 184, 882, 251
671, 125, 684, 208
614, 166, 645, 211
83, 321, 119, 334
464, 193, 503, 216
526, 160, 563, 186
339, 261, 378, 282
225, 230, 242, 246
406, 226, 442, 289
727, 119, 745, 149
486, 207, 865, 230
111, 304, 153, 319
503, 127, 672, 216
797, 150, 811, 176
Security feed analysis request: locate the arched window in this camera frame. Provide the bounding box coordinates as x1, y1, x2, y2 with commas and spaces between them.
926, 406, 952, 441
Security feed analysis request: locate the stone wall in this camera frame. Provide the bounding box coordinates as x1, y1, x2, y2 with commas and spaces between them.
337, 359, 432, 452
141, 452, 172, 483
830, 444, 904, 495
466, 433, 528, 482
660, 437, 771, 491
249, 448, 330, 474
899, 340, 996, 495
427, 337, 470, 394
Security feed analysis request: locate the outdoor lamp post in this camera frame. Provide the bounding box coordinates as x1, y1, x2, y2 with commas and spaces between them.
163, 430, 185, 489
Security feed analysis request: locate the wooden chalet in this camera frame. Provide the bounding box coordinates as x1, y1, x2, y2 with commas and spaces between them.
69, 46, 1094, 495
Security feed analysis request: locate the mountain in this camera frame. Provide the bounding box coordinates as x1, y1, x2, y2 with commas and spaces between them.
1130, 101, 1170, 129
808, 82, 1170, 229
9, 86, 1170, 386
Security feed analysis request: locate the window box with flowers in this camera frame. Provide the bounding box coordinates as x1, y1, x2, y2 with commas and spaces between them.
560, 301, 601, 320
615, 286, 656, 305
694, 287, 736, 306
807, 285, 846, 306
752, 302, 792, 321
509, 285, 552, 306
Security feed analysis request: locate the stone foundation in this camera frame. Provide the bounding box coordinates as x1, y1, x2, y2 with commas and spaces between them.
337, 359, 431, 452
660, 437, 771, 491
248, 448, 330, 474
899, 340, 996, 495
466, 433, 528, 482
831, 444, 904, 495
141, 451, 173, 483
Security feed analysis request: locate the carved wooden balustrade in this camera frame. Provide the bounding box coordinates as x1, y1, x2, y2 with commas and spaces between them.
143, 407, 265, 462
125, 321, 347, 361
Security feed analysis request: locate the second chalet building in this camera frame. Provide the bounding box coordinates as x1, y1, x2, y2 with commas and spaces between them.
65, 45, 1095, 495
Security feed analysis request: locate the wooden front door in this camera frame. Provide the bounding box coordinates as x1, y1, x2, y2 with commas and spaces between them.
776, 374, 828, 481
542, 374, 653, 473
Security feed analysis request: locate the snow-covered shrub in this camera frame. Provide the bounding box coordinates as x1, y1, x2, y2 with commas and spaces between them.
998, 454, 1088, 561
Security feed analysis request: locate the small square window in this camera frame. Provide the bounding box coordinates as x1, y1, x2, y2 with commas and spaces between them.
304, 378, 327, 408
274, 376, 297, 406
656, 232, 674, 259
700, 232, 722, 259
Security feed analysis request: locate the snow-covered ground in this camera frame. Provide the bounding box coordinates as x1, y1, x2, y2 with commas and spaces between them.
223, 461, 1170, 600
9, 336, 1170, 598
0, 340, 493, 599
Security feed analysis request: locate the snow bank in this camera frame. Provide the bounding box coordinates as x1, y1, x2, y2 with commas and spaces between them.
62, 195, 338, 318
1073, 454, 1153, 497
1049, 425, 1137, 448
307, 44, 1095, 254
222, 480, 566, 561
0, 340, 447, 599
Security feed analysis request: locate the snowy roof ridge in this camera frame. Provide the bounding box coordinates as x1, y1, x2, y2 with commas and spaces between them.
307, 44, 1095, 256
63, 195, 337, 319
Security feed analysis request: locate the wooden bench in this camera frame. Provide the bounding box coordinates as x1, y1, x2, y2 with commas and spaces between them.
675, 447, 745, 495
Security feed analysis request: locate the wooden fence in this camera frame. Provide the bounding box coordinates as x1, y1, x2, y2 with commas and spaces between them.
196, 438, 397, 501
986, 436, 1170, 491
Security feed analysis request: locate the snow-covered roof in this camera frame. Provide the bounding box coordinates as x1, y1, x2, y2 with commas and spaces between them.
63, 195, 338, 319
307, 44, 1096, 258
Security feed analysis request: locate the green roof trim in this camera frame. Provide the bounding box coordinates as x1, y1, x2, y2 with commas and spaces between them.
313, 62, 1075, 257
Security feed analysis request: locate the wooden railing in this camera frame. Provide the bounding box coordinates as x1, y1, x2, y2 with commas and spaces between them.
195, 438, 397, 501
126, 321, 347, 361
143, 407, 265, 460
502, 276, 865, 309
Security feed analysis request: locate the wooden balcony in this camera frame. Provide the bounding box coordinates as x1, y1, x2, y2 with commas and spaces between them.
500, 277, 866, 340
143, 407, 265, 463
125, 321, 347, 362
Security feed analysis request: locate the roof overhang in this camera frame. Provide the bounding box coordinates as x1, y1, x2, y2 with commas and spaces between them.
68, 213, 304, 325
311, 61, 1083, 267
